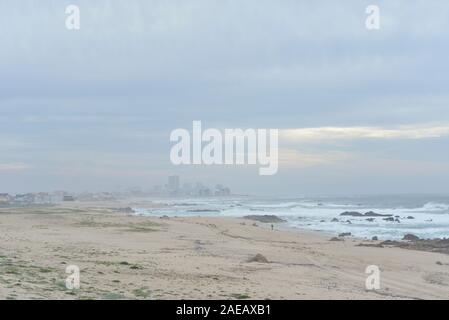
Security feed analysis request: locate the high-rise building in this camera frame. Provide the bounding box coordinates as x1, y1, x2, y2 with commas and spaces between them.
168, 175, 180, 191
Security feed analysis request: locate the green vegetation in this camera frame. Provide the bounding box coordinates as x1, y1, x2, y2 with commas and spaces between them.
230, 293, 251, 299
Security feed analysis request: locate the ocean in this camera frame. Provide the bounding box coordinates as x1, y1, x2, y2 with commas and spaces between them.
134, 195, 449, 240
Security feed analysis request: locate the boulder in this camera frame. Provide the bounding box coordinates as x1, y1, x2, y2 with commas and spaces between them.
243, 215, 285, 223
247, 254, 269, 263
329, 237, 344, 241
402, 234, 420, 241
340, 211, 363, 217
338, 232, 352, 237
364, 211, 392, 217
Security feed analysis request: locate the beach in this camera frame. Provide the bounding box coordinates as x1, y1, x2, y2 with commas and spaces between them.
0, 201, 448, 300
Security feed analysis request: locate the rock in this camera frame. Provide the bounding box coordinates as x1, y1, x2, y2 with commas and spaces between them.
402, 234, 420, 241
436, 261, 443, 265
346, 220, 352, 224
115, 207, 135, 214
366, 218, 375, 222
395, 218, 401, 223
364, 211, 392, 217
159, 215, 169, 219
383, 217, 395, 222
381, 237, 449, 255
340, 211, 364, 217
243, 215, 286, 223
407, 216, 415, 219
338, 232, 351, 237
340, 211, 392, 217
247, 254, 269, 263
330, 237, 344, 241
331, 218, 339, 222
357, 243, 384, 248
372, 236, 378, 241
320, 220, 325, 222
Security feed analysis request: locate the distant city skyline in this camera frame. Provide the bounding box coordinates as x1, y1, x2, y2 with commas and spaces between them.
0, 174, 233, 205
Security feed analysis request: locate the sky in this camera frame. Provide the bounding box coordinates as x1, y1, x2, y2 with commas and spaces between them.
1, 0, 449, 196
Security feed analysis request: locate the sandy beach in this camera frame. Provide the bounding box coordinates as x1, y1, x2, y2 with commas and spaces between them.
0, 202, 448, 300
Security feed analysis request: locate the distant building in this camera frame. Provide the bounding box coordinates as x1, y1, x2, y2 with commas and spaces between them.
0, 193, 11, 205
34, 192, 51, 204
215, 185, 231, 196
14, 193, 34, 204
168, 175, 180, 191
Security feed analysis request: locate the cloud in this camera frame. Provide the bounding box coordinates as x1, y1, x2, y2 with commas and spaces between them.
281, 124, 449, 142
0, 163, 31, 171
279, 149, 352, 168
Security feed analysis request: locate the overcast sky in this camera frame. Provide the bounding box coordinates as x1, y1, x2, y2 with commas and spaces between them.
1, 0, 449, 195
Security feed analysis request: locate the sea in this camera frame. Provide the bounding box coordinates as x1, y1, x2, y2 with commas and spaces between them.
134, 194, 449, 240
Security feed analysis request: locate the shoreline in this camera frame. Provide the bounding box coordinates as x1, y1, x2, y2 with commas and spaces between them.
1, 203, 448, 300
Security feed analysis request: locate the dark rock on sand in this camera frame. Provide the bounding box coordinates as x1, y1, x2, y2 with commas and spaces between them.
330, 237, 344, 241
331, 218, 339, 222
403, 234, 420, 241
114, 207, 136, 214
383, 217, 395, 222
407, 216, 415, 219
247, 254, 269, 263
243, 215, 286, 223
357, 243, 384, 248
381, 237, 449, 255
338, 232, 352, 237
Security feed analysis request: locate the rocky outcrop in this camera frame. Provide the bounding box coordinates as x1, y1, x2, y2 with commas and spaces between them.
381, 237, 449, 255
403, 234, 420, 241
243, 215, 286, 223
340, 211, 364, 217
340, 211, 392, 217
